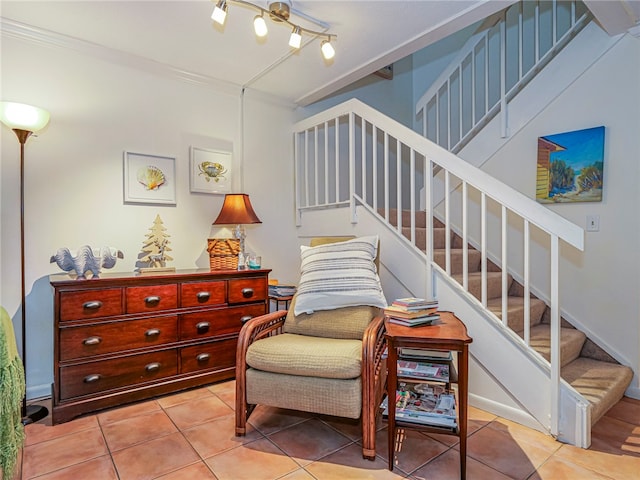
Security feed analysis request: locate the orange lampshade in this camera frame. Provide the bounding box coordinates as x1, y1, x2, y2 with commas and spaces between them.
213, 193, 261, 225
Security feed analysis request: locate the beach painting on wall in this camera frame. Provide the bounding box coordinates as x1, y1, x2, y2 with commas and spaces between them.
536, 126, 605, 203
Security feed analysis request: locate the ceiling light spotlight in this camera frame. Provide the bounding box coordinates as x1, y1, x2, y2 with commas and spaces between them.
210, 1, 336, 61
321, 39, 335, 60
289, 26, 302, 49
253, 14, 268, 37
211, 0, 228, 25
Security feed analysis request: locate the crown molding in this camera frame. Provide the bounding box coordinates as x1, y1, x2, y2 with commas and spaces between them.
0, 17, 242, 96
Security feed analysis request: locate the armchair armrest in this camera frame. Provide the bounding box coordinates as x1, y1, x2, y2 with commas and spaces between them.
235, 309, 288, 436
361, 315, 387, 459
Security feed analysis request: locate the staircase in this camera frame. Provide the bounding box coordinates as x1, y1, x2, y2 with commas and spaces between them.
388, 207, 633, 427
292, 1, 635, 447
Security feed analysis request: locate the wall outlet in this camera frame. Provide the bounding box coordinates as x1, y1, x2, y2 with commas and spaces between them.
586, 215, 600, 232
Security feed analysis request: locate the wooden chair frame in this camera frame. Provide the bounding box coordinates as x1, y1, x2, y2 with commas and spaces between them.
235, 309, 387, 460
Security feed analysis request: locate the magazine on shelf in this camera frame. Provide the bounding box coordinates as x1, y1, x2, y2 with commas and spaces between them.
399, 348, 453, 361
397, 360, 449, 381
381, 383, 457, 428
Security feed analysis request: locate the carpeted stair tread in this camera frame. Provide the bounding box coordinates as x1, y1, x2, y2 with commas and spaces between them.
561, 357, 634, 425
434, 249, 481, 275
452, 271, 507, 300
402, 226, 446, 250
485, 297, 547, 332
529, 324, 586, 367
383, 208, 428, 228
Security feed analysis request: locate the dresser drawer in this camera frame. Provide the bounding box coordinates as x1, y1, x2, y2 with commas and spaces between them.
126, 284, 178, 313
228, 278, 267, 304
180, 281, 226, 308
180, 304, 266, 340
59, 315, 178, 361
59, 350, 178, 400
180, 338, 237, 373
60, 289, 123, 321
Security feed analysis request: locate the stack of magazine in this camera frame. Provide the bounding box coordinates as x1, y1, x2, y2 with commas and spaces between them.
397, 360, 449, 382
384, 297, 439, 327
268, 284, 297, 297
381, 382, 457, 429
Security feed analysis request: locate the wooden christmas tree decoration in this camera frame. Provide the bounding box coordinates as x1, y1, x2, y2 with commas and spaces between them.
139, 214, 175, 273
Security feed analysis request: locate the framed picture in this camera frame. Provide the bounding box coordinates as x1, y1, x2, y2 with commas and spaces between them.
536, 126, 605, 204
190, 146, 232, 194
124, 152, 176, 205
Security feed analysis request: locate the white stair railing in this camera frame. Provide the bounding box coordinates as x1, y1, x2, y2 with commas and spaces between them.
293, 97, 584, 438
416, 0, 590, 153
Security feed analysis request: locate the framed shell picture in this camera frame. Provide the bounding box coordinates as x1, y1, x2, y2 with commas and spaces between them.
124, 151, 177, 205
189, 146, 232, 194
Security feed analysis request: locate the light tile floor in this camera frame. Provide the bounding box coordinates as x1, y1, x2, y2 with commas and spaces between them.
13, 381, 640, 479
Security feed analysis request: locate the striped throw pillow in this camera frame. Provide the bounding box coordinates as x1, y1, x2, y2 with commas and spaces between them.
294, 235, 387, 315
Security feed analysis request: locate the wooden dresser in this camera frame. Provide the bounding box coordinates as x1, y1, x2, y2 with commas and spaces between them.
50, 268, 269, 424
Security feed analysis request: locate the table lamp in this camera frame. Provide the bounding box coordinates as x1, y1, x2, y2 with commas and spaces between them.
212, 193, 261, 269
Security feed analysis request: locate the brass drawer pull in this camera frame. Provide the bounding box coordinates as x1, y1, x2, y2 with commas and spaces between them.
84, 374, 101, 383
196, 321, 210, 334
145, 328, 161, 337
145, 362, 161, 372
196, 291, 211, 301
144, 296, 161, 305
196, 353, 210, 362
83, 336, 101, 346
241, 288, 254, 298
82, 301, 103, 310
240, 315, 253, 324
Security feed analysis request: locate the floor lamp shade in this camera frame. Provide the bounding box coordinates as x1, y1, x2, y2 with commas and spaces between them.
0, 100, 51, 425
0, 102, 50, 132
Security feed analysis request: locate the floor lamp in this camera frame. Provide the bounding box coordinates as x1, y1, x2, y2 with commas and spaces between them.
0, 101, 51, 425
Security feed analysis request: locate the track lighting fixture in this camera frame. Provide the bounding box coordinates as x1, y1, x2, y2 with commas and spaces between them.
288, 26, 302, 49
211, 0, 336, 60
321, 39, 335, 60
253, 14, 268, 37
211, 0, 228, 25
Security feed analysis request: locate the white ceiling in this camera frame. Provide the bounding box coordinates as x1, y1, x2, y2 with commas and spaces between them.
1, 0, 516, 106
1, 1, 637, 106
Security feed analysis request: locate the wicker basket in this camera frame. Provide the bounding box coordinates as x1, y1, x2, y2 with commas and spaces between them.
207, 238, 240, 270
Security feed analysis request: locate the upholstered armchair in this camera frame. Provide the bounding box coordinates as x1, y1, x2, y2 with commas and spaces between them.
235, 236, 387, 460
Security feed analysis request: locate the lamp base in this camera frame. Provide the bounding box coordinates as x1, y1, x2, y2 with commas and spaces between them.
22, 403, 49, 425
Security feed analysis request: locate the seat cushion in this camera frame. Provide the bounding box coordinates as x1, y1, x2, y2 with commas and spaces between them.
284, 295, 379, 340
246, 333, 362, 379
246, 369, 362, 419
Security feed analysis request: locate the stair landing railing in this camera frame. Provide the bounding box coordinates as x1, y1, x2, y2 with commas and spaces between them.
416, 0, 590, 153
293, 98, 584, 438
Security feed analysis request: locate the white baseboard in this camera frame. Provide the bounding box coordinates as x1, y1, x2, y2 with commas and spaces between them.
469, 393, 548, 434
27, 383, 51, 401
625, 385, 640, 401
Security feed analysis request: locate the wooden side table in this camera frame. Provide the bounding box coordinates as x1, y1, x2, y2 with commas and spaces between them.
268, 294, 293, 311
385, 311, 472, 478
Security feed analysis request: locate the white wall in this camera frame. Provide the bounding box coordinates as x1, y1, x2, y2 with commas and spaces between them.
294, 55, 415, 127
480, 34, 640, 394
0, 34, 298, 398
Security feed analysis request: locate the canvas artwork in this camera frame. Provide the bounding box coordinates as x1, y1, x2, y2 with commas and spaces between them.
536, 126, 605, 203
